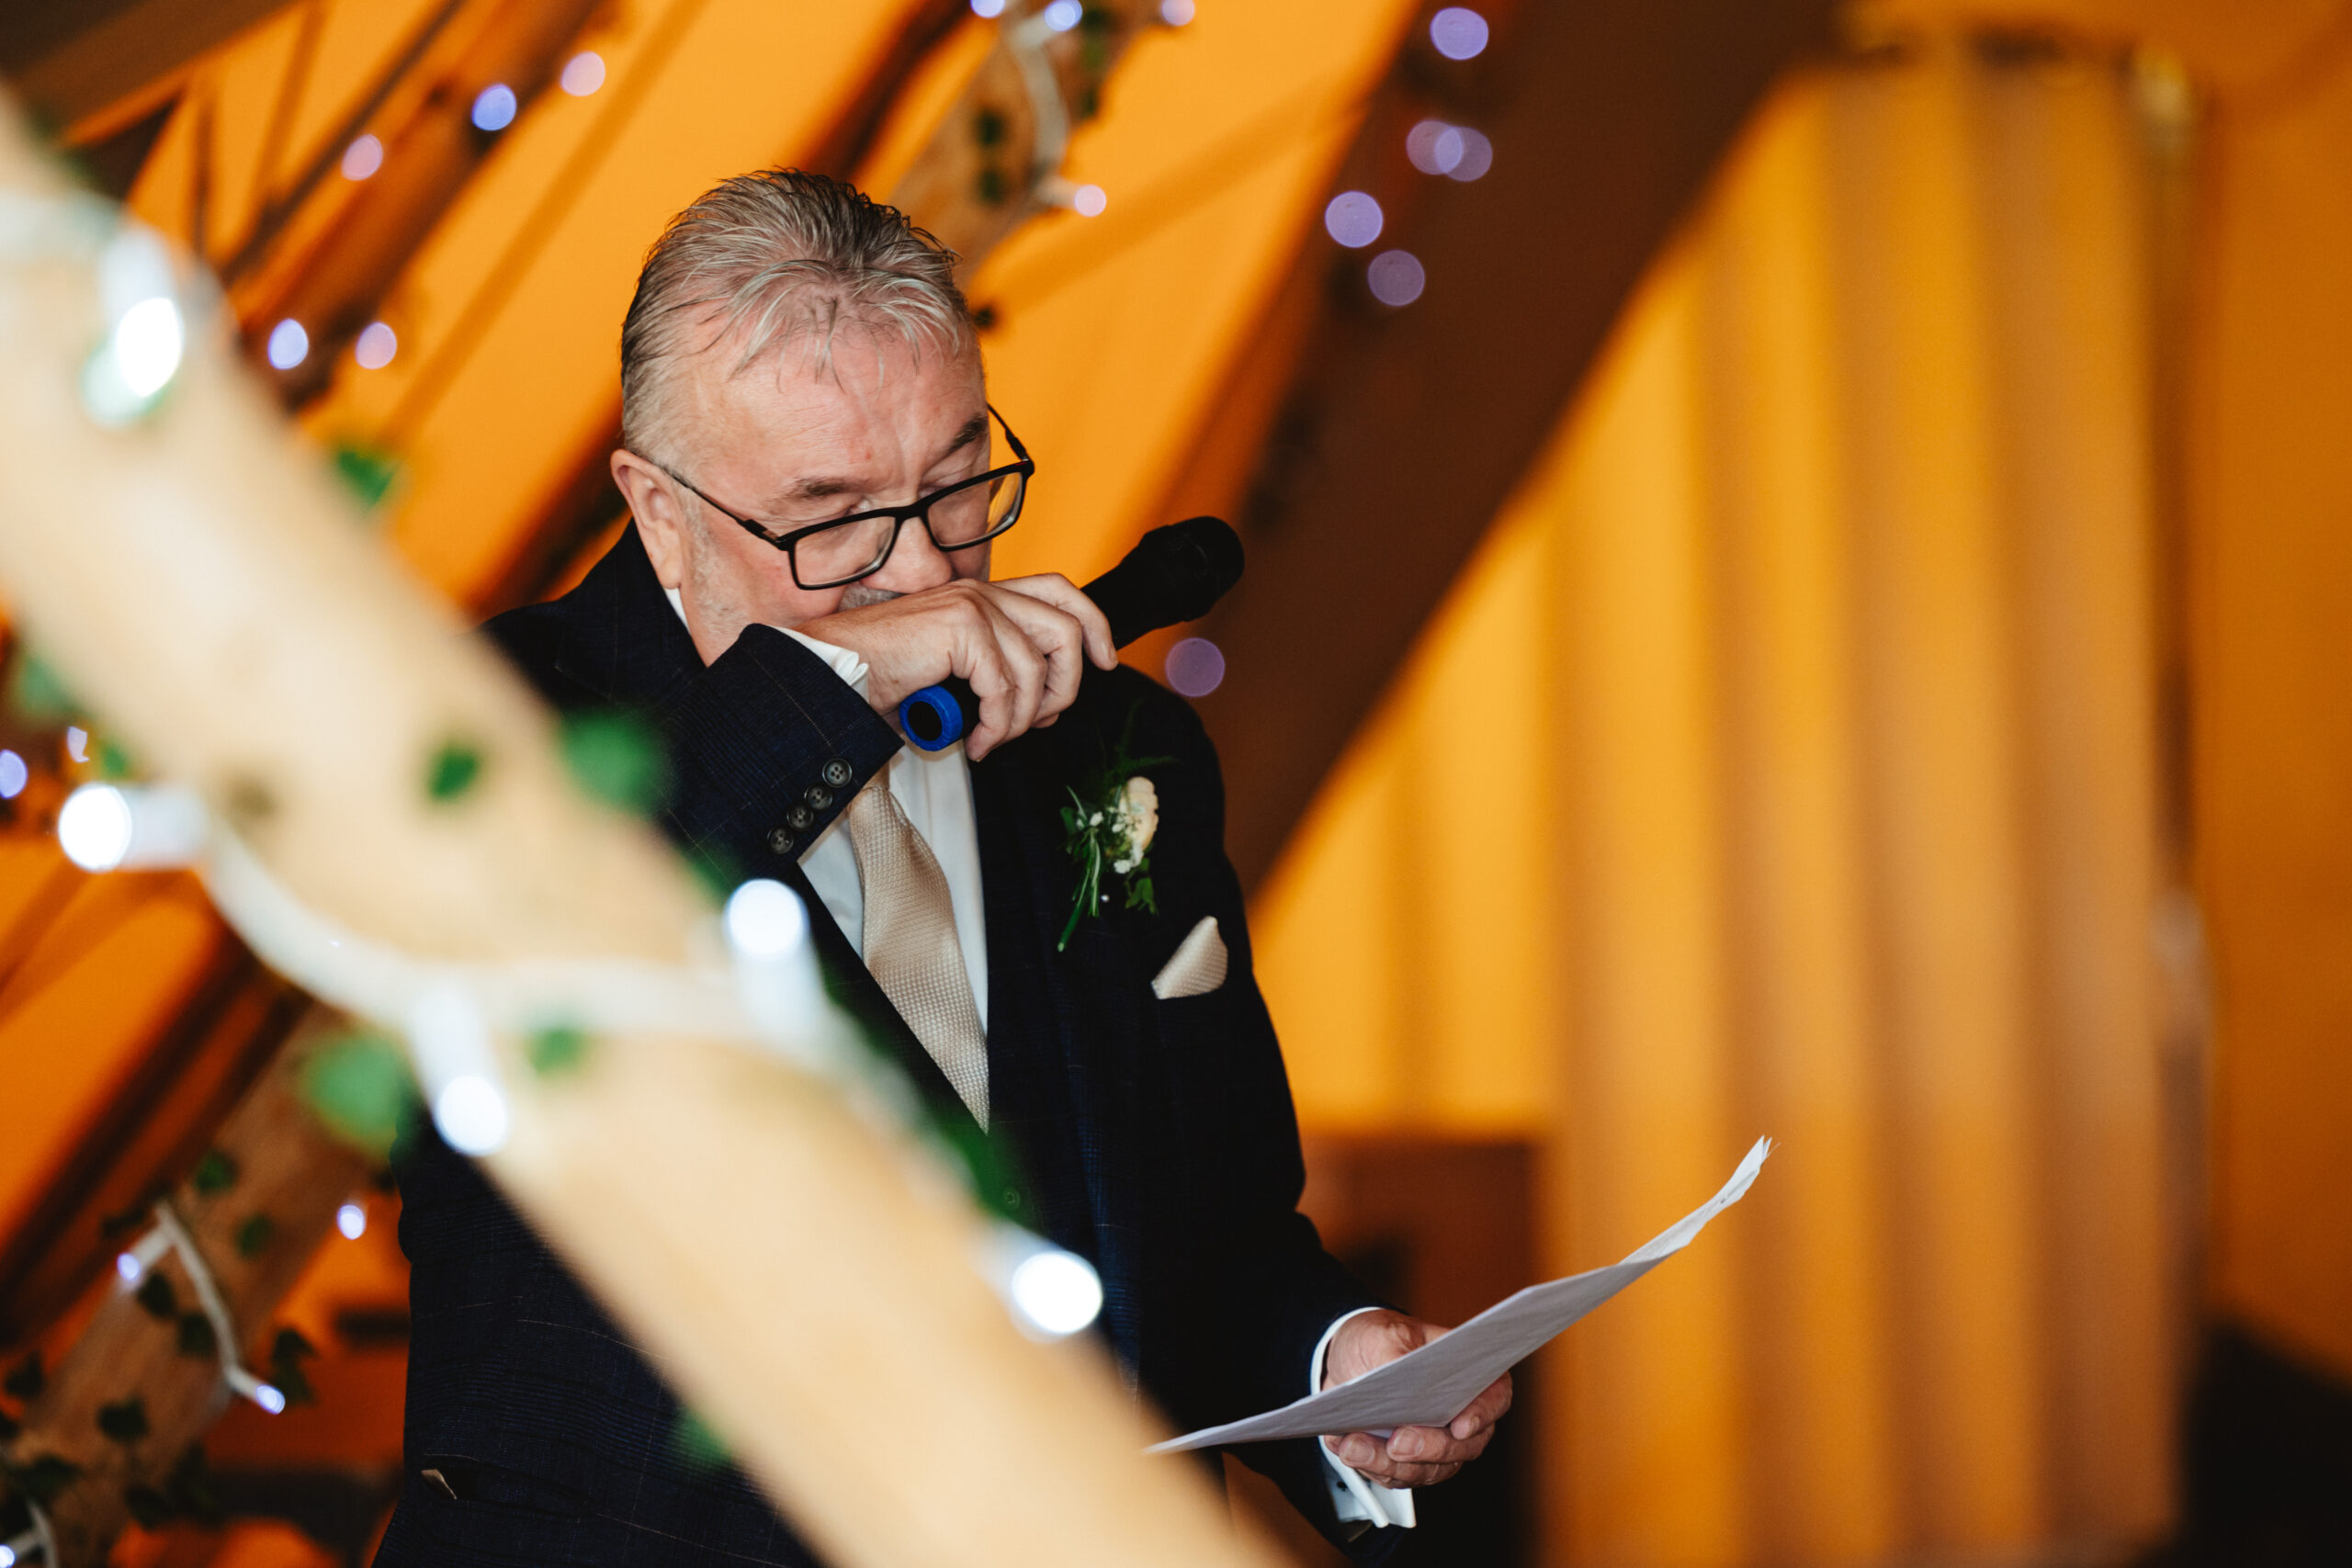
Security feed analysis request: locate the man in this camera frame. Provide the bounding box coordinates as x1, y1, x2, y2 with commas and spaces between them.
375, 170, 1509, 1567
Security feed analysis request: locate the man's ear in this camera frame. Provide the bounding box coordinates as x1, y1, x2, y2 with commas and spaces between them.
611, 448, 688, 589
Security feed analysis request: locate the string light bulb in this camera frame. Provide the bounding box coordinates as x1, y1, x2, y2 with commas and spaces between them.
266, 318, 309, 370
560, 51, 605, 96
471, 84, 518, 132
1043, 0, 1082, 30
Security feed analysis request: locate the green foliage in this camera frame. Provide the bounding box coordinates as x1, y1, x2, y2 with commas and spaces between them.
96, 736, 136, 779
972, 106, 1007, 148
134, 1272, 176, 1320
96, 1394, 150, 1444
560, 710, 667, 815
671, 1408, 729, 1472
527, 1023, 591, 1078
8, 652, 78, 723
175, 1311, 217, 1358
975, 165, 1008, 206
300, 1030, 419, 1156
271, 1327, 318, 1407
4, 1351, 43, 1402
3, 1450, 81, 1506
190, 1149, 239, 1196
425, 737, 485, 803
233, 1213, 276, 1258
330, 442, 402, 510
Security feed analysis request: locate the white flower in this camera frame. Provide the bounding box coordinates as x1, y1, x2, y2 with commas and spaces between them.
1121, 775, 1159, 858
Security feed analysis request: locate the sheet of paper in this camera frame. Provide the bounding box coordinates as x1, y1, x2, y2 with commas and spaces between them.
1151, 1137, 1770, 1454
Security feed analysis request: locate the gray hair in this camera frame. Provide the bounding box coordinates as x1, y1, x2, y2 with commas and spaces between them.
618, 169, 973, 459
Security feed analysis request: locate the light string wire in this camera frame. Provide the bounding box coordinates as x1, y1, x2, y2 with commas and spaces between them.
0, 1496, 58, 1568
120, 1199, 288, 1415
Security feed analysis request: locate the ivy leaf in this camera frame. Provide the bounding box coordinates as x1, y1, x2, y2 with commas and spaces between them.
234, 1213, 276, 1258
175, 1311, 217, 1358
425, 738, 484, 803
96, 1394, 150, 1444
560, 711, 667, 815
300, 1030, 419, 1156
134, 1271, 176, 1320
122, 1481, 172, 1529
671, 1408, 729, 1472
4, 1351, 44, 1402
330, 443, 401, 510
190, 1149, 238, 1196
4, 1450, 82, 1506
527, 1023, 591, 1078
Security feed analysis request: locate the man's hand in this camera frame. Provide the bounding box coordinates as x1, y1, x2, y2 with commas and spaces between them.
1320, 1310, 1511, 1489
797, 574, 1114, 760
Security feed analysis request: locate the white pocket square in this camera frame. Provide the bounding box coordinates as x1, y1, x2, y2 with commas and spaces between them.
1151, 916, 1228, 999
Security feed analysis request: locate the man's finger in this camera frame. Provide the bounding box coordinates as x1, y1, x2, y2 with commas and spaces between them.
995, 572, 1116, 669
1449, 1373, 1514, 1440
987, 589, 1088, 720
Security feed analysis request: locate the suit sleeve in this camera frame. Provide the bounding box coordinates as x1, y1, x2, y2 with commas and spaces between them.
492, 612, 901, 883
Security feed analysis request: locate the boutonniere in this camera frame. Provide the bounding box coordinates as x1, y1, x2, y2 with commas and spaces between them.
1059, 727, 1171, 951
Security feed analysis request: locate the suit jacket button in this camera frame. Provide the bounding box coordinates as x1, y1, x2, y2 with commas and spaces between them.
785, 804, 816, 832
766, 828, 795, 854
821, 758, 854, 789
803, 783, 834, 812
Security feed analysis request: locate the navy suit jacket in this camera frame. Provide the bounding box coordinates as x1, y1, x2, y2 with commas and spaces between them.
372, 527, 1394, 1566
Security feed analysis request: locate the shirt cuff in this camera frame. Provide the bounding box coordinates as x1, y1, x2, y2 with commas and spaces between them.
1311, 1307, 1417, 1530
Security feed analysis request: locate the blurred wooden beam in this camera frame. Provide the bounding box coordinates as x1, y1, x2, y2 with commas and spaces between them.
1182, 0, 1839, 887
0, 0, 288, 133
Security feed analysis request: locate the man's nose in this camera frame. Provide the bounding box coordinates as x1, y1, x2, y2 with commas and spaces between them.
867, 514, 956, 592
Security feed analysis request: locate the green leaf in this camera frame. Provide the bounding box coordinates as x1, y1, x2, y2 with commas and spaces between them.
96, 736, 136, 779
671, 1408, 729, 1472
560, 711, 667, 815
330, 442, 401, 510
134, 1271, 176, 1320
527, 1023, 591, 1078
975, 164, 1008, 206
972, 106, 1007, 148
4, 1351, 45, 1402
425, 738, 484, 803
123, 1481, 172, 1529
175, 1311, 217, 1358
96, 1394, 150, 1444
234, 1213, 276, 1258
8, 652, 78, 723
190, 1148, 238, 1196
300, 1031, 419, 1156
5, 1450, 82, 1505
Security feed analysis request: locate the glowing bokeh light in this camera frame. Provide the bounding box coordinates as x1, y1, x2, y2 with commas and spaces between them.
1071, 184, 1107, 217
1430, 6, 1488, 59
1165, 637, 1225, 697
471, 83, 518, 132
337, 1201, 368, 1240
560, 51, 605, 96
1009, 1247, 1103, 1337
434, 1075, 510, 1156
1159, 0, 1195, 21
355, 322, 398, 369
266, 318, 310, 370
970, 0, 1005, 14
341, 134, 383, 180
65, 726, 87, 763
113, 298, 185, 398
253, 1382, 288, 1415
2, 1540, 17, 1566
1324, 190, 1383, 249
1368, 249, 1427, 306
117, 1251, 142, 1284
1043, 0, 1083, 30
726, 878, 808, 959
1408, 118, 1464, 175
59, 784, 133, 872
0, 750, 25, 800
1447, 128, 1493, 181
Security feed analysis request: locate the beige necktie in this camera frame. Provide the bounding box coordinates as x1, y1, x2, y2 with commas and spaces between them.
842, 774, 989, 1126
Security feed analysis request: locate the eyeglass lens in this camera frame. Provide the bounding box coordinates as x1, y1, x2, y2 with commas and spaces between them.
793, 470, 1025, 587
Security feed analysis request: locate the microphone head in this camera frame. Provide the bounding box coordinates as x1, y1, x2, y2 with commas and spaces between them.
1083, 515, 1244, 649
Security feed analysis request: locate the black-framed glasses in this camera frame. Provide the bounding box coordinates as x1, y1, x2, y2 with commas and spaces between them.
653, 405, 1034, 591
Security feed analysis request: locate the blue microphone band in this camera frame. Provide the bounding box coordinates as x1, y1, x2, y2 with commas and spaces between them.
899, 682, 968, 751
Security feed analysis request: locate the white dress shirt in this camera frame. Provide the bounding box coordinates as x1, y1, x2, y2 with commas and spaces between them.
673, 592, 1409, 1529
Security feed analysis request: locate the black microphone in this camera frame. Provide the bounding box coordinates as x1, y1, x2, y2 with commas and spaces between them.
897, 514, 1243, 751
